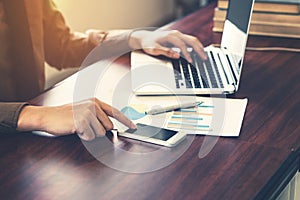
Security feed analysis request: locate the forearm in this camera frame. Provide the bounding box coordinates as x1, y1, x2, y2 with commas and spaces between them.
81, 30, 134, 67
45, 29, 134, 69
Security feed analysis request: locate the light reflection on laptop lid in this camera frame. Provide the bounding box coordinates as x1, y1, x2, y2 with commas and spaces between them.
221, 0, 254, 72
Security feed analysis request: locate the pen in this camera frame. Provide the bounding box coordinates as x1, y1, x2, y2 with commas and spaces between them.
145, 101, 203, 115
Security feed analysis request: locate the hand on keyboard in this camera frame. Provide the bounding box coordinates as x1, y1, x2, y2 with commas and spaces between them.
129, 30, 207, 63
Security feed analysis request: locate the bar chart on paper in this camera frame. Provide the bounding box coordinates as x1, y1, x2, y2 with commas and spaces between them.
167, 104, 214, 132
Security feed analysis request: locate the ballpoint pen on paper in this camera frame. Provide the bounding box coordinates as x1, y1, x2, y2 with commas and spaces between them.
145, 101, 203, 115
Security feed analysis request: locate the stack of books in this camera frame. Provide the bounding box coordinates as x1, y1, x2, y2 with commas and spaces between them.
213, 0, 300, 38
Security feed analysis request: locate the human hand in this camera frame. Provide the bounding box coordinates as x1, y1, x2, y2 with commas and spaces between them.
129, 30, 207, 62
17, 98, 136, 141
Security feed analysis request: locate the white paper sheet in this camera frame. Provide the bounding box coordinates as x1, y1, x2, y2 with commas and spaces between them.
115, 96, 248, 137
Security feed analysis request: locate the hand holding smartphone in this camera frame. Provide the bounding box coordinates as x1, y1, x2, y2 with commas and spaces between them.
118, 123, 186, 147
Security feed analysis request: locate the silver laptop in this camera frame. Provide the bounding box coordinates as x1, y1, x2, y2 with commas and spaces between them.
131, 0, 255, 95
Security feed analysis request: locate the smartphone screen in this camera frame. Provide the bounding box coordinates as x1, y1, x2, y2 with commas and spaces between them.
125, 123, 177, 141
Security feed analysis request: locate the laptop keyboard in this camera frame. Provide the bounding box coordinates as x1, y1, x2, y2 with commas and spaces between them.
172, 51, 224, 89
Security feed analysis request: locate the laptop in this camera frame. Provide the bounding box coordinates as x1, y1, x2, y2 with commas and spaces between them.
130, 0, 255, 95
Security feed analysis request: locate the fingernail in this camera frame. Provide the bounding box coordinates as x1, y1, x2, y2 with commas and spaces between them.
131, 123, 137, 129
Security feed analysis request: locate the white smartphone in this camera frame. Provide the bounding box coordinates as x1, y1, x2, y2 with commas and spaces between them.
118, 123, 186, 147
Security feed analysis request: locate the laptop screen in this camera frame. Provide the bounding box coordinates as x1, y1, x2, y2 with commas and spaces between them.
227, 0, 254, 33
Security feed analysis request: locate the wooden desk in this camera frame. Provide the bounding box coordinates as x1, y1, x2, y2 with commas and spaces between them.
1, 2, 300, 200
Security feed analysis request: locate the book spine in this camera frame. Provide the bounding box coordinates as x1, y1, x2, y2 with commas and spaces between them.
213, 20, 300, 38
219, 0, 300, 4
239, 0, 300, 4
214, 8, 300, 25
218, 0, 300, 14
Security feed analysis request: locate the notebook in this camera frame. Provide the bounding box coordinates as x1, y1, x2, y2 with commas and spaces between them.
130, 0, 255, 95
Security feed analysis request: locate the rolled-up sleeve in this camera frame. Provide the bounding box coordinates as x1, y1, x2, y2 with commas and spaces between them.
0, 103, 28, 132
